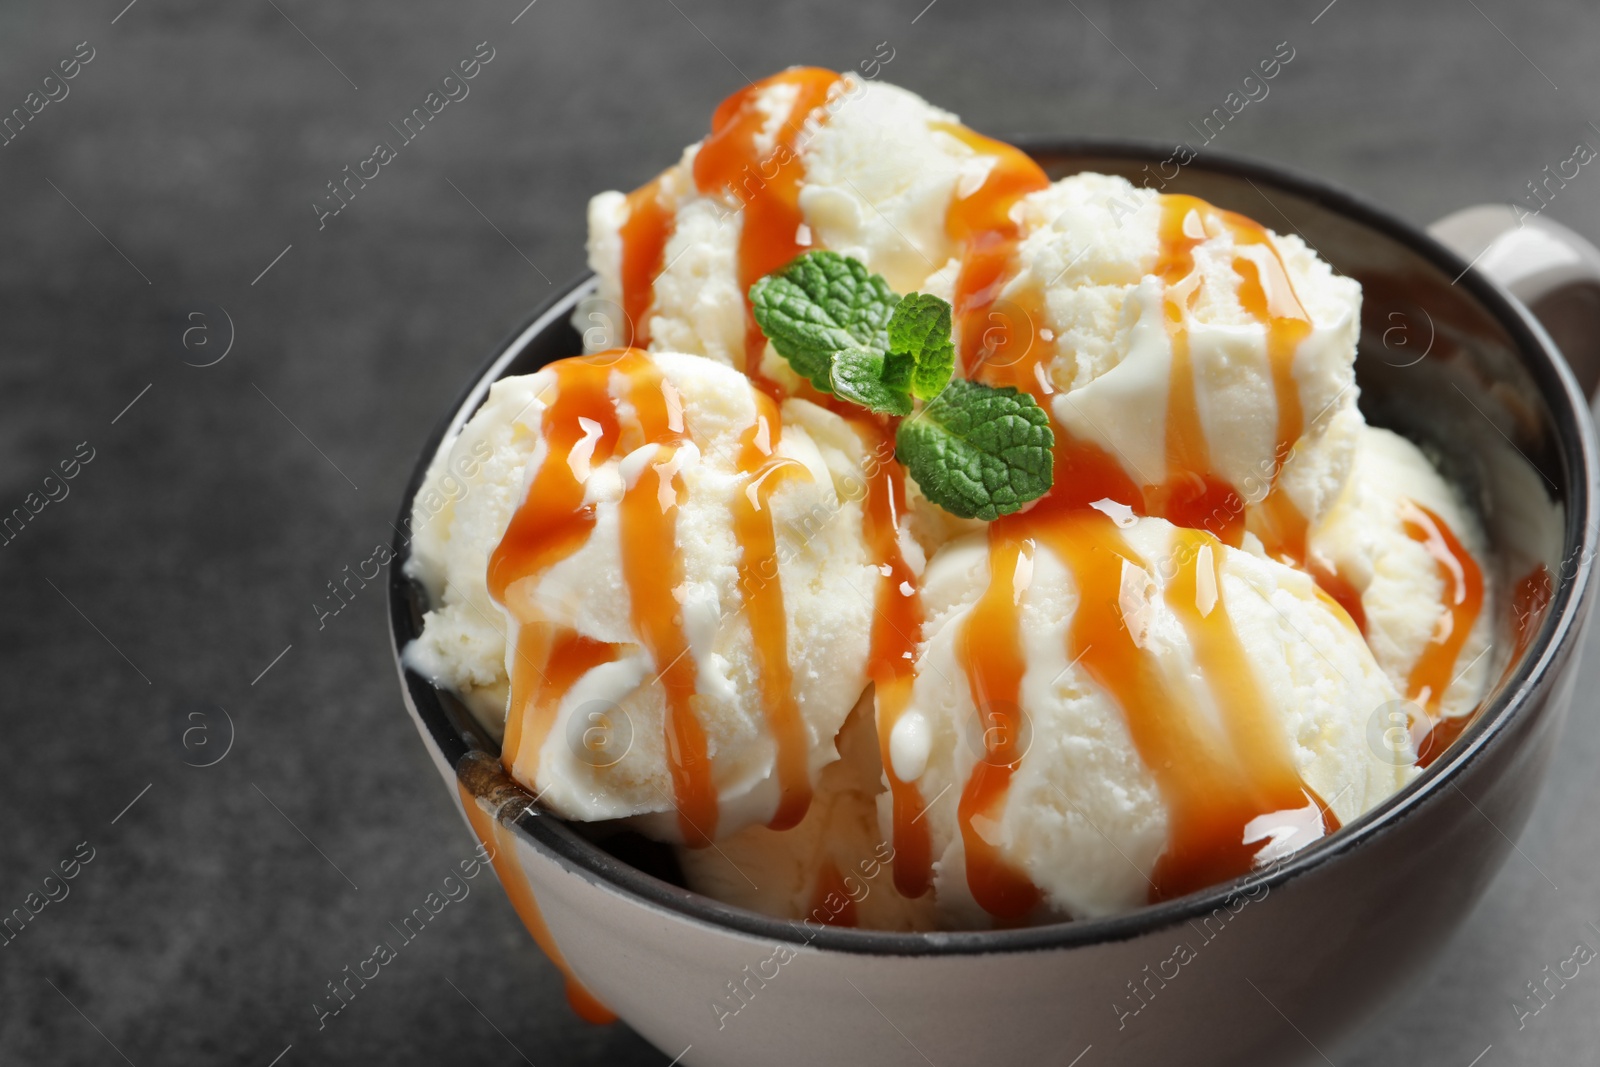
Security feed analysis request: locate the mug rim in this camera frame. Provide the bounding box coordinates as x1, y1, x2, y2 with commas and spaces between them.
389, 136, 1599, 957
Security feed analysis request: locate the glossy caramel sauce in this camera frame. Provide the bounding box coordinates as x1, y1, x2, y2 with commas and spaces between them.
489, 342, 861, 847
1147, 195, 1243, 546
1400, 498, 1485, 716
693, 67, 844, 376
939, 121, 1052, 387
618, 176, 675, 348
955, 184, 1338, 578
731, 393, 816, 830
856, 421, 935, 899
491, 352, 625, 787
487, 357, 619, 603
958, 508, 1336, 911
619, 443, 717, 846
488, 349, 717, 846
1416, 563, 1551, 766
1413, 712, 1469, 769
1416, 562, 1544, 768
1153, 195, 1313, 549
954, 534, 1044, 921
1307, 557, 1368, 635
1399, 499, 1487, 768
808, 858, 860, 927
501, 628, 620, 785
456, 781, 616, 1024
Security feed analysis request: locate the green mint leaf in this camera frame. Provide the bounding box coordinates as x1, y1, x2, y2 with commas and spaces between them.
749, 251, 899, 392
886, 292, 955, 400
895, 378, 1054, 520
829, 347, 914, 416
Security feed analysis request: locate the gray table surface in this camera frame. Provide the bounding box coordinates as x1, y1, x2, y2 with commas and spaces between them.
4, 1, 1599, 1063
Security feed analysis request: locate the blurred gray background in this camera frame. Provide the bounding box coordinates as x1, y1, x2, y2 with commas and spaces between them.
3, 0, 1599, 1063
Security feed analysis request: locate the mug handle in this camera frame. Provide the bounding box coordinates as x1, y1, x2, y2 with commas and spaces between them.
1429, 205, 1600, 399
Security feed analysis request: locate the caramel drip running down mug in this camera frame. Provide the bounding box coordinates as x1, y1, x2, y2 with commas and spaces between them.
390, 142, 1600, 1067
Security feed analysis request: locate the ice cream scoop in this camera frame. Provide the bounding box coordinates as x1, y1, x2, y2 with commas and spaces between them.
1309, 424, 1494, 759
405, 349, 899, 843
583, 70, 977, 374
893, 509, 1412, 926
954, 173, 1364, 565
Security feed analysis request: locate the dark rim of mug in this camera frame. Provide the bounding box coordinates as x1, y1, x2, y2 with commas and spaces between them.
388, 137, 1598, 957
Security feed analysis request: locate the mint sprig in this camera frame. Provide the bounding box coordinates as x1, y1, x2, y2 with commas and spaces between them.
896, 379, 1055, 521
749, 251, 1055, 519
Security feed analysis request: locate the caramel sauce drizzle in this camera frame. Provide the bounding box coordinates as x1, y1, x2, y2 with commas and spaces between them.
1019, 511, 1334, 905
501, 628, 621, 787
858, 425, 935, 899
1160, 527, 1341, 876
787, 407, 934, 897
618, 175, 676, 348
487, 358, 620, 603
492, 353, 626, 785
615, 371, 718, 846
1150, 197, 1224, 539
953, 182, 1328, 571
794, 117, 1049, 902
487, 349, 717, 847
1150, 195, 1315, 549
488, 345, 848, 844
954, 534, 1043, 921
939, 121, 1052, 387
693, 67, 843, 377
456, 781, 616, 1024
808, 857, 860, 927
1199, 204, 1370, 636
1307, 559, 1368, 635
1400, 499, 1486, 715
1416, 561, 1543, 768
731, 393, 816, 830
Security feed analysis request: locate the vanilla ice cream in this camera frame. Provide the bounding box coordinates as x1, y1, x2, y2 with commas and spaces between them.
1310, 424, 1494, 723
406, 349, 886, 842
973, 174, 1364, 554
583, 73, 976, 370
894, 510, 1411, 926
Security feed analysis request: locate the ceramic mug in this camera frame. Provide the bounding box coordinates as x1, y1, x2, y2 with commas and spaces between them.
389, 141, 1600, 1067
